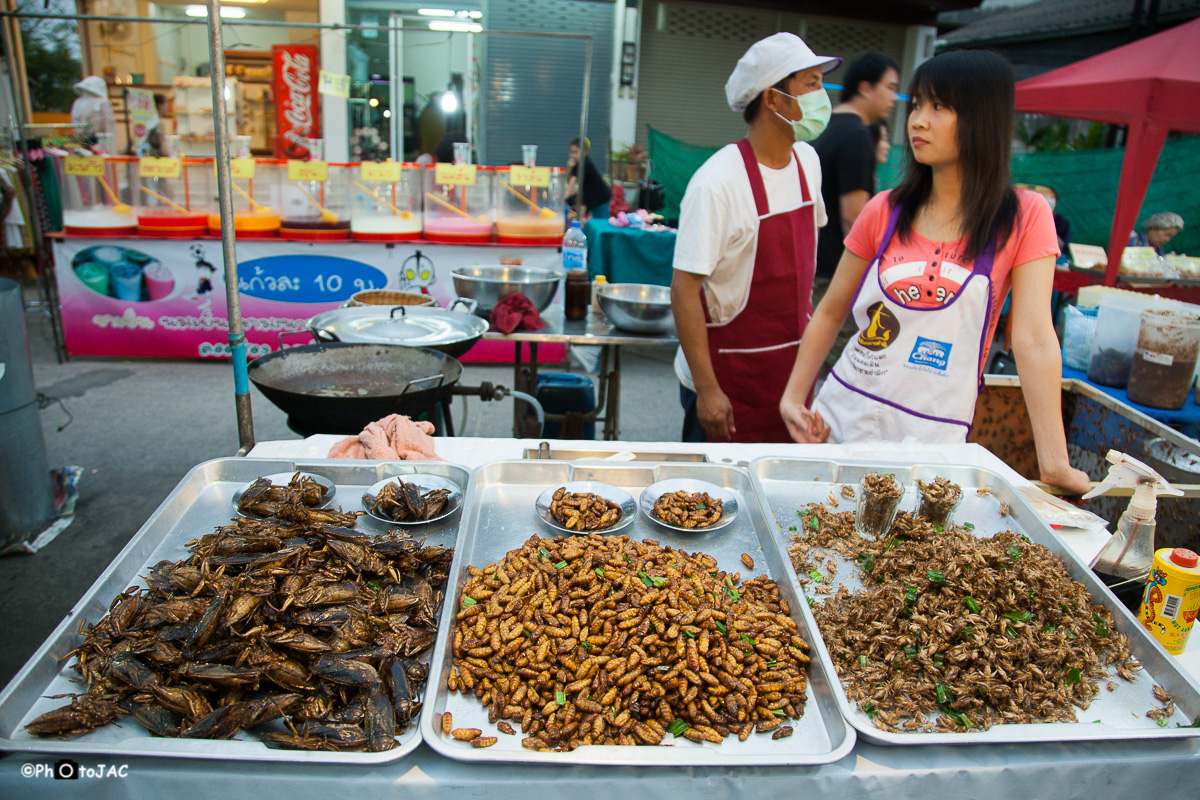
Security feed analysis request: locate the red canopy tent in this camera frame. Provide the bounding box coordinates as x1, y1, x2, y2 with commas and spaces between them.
1014, 18, 1200, 286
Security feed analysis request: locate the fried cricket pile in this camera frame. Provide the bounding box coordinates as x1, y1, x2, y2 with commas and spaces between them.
447, 534, 808, 751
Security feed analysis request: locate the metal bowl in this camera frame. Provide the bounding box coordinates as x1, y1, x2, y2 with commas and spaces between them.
450, 265, 560, 316
597, 282, 674, 334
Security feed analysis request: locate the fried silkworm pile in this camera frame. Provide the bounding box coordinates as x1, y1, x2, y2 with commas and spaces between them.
549, 488, 622, 531
447, 534, 809, 751
367, 480, 453, 522
855, 473, 902, 537
915, 477, 963, 528
790, 505, 1140, 733
26, 512, 454, 752
654, 491, 723, 528
237, 473, 330, 519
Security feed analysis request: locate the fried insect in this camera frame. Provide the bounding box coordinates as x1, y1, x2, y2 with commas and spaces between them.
653, 491, 723, 528
237, 473, 330, 519
447, 534, 808, 751
366, 480, 453, 522
548, 488, 622, 531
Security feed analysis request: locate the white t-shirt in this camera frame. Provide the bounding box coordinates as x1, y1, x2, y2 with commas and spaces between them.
673, 141, 826, 390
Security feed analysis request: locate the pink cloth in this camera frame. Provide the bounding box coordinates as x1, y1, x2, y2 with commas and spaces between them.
489, 292, 545, 334
326, 414, 443, 461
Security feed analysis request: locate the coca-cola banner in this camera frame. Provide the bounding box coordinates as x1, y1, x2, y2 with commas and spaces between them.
272, 44, 321, 160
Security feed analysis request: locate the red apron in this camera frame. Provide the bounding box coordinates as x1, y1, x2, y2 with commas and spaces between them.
702, 138, 816, 443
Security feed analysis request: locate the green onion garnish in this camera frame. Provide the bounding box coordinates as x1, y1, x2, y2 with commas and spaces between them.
667, 719, 688, 737
684, 630, 695, 639
366, 580, 382, 591
770, 709, 786, 716
555, 691, 566, 705
904, 585, 918, 604
741, 634, 755, 644
862, 702, 877, 719
904, 645, 918, 659
927, 569, 945, 583
461, 596, 477, 609
714, 620, 727, 635
964, 522, 975, 531
595, 567, 605, 578
936, 683, 951, 704
1067, 667, 1082, 683
638, 571, 653, 588
1006, 546, 1022, 561
858, 655, 868, 667
964, 596, 980, 614
554, 560, 568, 570
581, 641, 593, 650
932, 653, 944, 665
1006, 625, 1018, 638
809, 568, 824, 584
538, 547, 550, 560
1003, 611, 1031, 622
651, 576, 668, 588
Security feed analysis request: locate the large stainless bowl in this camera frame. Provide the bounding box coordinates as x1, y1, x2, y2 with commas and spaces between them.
451, 265, 560, 316
597, 282, 674, 334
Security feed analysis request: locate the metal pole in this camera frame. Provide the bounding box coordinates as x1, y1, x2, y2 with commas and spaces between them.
204, 0, 255, 455
574, 36, 592, 222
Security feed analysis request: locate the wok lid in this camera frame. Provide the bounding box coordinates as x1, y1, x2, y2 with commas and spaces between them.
307, 303, 487, 348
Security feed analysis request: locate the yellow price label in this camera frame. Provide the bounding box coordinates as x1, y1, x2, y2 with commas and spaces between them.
64, 156, 106, 177
509, 166, 550, 188
435, 163, 476, 186
139, 157, 182, 179
318, 70, 351, 99
230, 159, 256, 180
288, 160, 328, 182
361, 161, 402, 182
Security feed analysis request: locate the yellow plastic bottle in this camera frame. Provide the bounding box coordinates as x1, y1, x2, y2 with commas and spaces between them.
1140, 547, 1200, 654
591, 274, 608, 315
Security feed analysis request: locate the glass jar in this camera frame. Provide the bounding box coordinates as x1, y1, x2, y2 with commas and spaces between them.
914, 477, 963, 528
855, 472, 903, 538
565, 269, 591, 320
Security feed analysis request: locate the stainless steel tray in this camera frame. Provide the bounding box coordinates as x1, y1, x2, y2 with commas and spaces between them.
750, 456, 1200, 746
523, 445, 708, 462
0, 457, 471, 763
420, 460, 856, 766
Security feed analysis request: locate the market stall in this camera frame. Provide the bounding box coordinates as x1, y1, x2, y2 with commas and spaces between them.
0, 438, 1197, 797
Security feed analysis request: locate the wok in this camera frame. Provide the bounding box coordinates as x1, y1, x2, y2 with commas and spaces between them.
248, 342, 462, 436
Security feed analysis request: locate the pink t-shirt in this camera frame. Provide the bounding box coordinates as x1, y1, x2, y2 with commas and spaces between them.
844, 188, 1059, 360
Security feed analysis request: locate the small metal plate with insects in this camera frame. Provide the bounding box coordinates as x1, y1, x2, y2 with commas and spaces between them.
231, 471, 336, 518
362, 474, 464, 526
639, 478, 739, 533
534, 481, 637, 535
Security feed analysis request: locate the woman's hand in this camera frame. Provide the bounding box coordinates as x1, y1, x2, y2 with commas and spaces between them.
1038, 464, 1092, 496
697, 387, 736, 442
781, 402, 829, 443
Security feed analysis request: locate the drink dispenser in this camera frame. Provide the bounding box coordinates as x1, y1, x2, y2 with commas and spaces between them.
59, 154, 138, 236
136, 157, 210, 237
209, 158, 283, 238
422, 163, 495, 244
350, 162, 422, 242
280, 160, 352, 241
495, 166, 566, 245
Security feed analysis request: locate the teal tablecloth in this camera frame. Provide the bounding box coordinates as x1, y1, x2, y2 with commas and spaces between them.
583, 219, 676, 286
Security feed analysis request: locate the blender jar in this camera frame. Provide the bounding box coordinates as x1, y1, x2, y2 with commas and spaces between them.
495, 166, 565, 245
60, 154, 138, 236
136, 157, 210, 237
209, 158, 282, 238
280, 160, 352, 240
422, 164, 494, 243
350, 162, 422, 242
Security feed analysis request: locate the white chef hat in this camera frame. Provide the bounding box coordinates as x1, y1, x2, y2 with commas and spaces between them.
725, 33, 842, 112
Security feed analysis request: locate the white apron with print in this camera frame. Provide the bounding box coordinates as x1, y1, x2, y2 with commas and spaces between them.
814, 205, 996, 444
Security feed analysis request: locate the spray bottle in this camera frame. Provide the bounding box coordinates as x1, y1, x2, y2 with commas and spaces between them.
1082, 450, 1182, 583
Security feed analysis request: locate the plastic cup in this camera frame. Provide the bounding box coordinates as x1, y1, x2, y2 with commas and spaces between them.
143, 262, 175, 300
76, 261, 109, 296
522, 145, 538, 167
108, 261, 145, 301
308, 139, 325, 161
231, 135, 252, 160
453, 142, 471, 165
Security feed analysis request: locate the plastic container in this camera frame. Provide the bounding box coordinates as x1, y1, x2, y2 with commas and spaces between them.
563, 220, 587, 272
528, 372, 596, 439
855, 472, 903, 538
422, 164, 495, 243
350, 163, 423, 242
1138, 547, 1200, 655
136, 157, 211, 238
208, 158, 282, 238
1087, 293, 1161, 387
280, 162, 352, 241
59, 155, 138, 236
592, 274, 608, 314
495, 166, 566, 245
1061, 304, 1099, 371
1126, 309, 1200, 409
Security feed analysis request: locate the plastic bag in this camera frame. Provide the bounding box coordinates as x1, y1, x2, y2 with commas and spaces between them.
1062, 304, 1098, 371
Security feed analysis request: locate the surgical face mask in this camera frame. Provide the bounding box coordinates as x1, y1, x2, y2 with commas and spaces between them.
773, 87, 832, 142
1046, 198, 1057, 211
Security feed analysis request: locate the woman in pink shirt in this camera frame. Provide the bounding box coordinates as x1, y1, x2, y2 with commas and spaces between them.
779, 50, 1090, 494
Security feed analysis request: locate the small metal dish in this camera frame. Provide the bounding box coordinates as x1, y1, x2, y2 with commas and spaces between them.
231, 471, 336, 517
639, 478, 739, 533
534, 481, 637, 535
361, 474, 464, 526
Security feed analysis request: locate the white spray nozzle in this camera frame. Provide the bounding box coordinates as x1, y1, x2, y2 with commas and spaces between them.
1082, 450, 1182, 513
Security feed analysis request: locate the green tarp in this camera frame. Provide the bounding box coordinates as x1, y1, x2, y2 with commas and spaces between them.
647, 125, 1199, 256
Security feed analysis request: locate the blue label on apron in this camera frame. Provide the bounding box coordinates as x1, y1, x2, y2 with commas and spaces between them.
908, 336, 953, 371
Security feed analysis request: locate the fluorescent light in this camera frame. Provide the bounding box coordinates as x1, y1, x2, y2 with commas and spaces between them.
368, 97, 379, 107
468, 10, 482, 18
429, 21, 481, 32
417, 8, 455, 16
184, 5, 246, 17
440, 92, 458, 113
224, 0, 268, 4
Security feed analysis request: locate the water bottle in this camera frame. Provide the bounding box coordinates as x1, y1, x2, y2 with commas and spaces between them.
562, 220, 587, 272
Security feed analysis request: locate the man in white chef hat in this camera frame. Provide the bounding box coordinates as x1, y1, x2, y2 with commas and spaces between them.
670, 33, 840, 443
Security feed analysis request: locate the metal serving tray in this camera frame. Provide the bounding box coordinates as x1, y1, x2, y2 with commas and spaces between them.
749, 456, 1200, 746
0, 457, 471, 763
420, 460, 856, 766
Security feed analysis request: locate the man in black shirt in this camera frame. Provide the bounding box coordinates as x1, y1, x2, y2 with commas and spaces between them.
812, 53, 899, 279
566, 138, 612, 219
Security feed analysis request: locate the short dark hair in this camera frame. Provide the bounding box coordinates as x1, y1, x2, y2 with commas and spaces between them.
841, 53, 899, 103
891, 50, 1017, 263
742, 73, 796, 124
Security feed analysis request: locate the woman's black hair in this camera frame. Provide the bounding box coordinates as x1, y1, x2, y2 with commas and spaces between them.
890, 50, 1018, 263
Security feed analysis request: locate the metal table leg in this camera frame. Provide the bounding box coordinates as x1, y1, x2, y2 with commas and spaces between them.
601, 345, 622, 440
